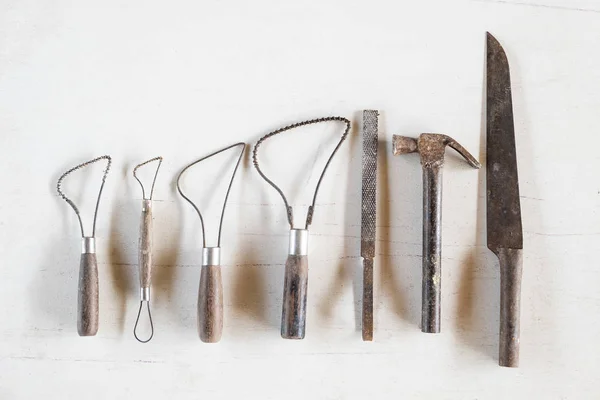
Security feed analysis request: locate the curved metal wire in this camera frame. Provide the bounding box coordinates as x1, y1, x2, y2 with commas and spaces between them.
176, 142, 246, 247
133, 156, 163, 200
133, 301, 154, 343
56, 155, 112, 237
252, 117, 351, 229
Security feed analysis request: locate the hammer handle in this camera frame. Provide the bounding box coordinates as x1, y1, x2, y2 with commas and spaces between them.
281, 254, 308, 339
78, 253, 99, 336
198, 265, 224, 343
497, 247, 523, 367
422, 164, 442, 333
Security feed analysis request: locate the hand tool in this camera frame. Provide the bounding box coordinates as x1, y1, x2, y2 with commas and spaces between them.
132, 156, 163, 343
177, 143, 245, 343
252, 117, 350, 339
56, 155, 112, 336
486, 32, 524, 367
361, 110, 378, 341
393, 133, 480, 333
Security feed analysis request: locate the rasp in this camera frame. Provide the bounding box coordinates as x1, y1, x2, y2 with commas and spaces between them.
486, 32, 524, 368
361, 110, 378, 341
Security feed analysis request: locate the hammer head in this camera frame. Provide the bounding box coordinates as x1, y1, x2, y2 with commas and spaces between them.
393, 133, 481, 169
392, 135, 418, 155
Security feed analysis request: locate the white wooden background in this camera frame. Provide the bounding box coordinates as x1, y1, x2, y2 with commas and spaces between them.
1, 0, 598, 398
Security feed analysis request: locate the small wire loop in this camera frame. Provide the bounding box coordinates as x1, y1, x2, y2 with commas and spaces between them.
133, 301, 154, 343
133, 156, 163, 200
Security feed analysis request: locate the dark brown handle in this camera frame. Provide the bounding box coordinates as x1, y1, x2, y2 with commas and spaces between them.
281, 254, 308, 339
497, 247, 523, 367
362, 258, 374, 341
78, 253, 99, 336
198, 265, 223, 343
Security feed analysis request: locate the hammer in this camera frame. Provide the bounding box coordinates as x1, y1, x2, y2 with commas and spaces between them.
393, 133, 480, 333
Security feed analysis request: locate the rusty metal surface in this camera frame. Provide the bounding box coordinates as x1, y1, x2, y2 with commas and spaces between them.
486, 32, 525, 368
361, 110, 378, 341
393, 133, 479, 333
498, 247, 523, 367
422, 165, 442, 333
486, 32, 523, 251
361, 110, 378, 259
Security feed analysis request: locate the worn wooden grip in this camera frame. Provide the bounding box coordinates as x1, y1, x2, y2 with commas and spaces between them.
139, 201, 152, 290
497, 247, 523, 367
78, 253, 99, 336
281, 254, 308, 339
198, 265, 223, 343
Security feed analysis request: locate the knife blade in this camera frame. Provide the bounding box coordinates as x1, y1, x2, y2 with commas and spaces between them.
361, 109, 378, 341
486, 32, 524, 367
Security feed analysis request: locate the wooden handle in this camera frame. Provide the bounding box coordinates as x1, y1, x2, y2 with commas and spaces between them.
78, 253, 99, 336
497, 247, 523, 367
198, 265, 223, 343
281, 254, 308, 339
139, 201, 152, 291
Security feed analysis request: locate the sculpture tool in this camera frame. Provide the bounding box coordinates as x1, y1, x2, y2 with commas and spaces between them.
56, 155, 112, 336
393, 134, 480, 333
486, 32, 524, 367
177, 143, 245, 343
252, 117, 350, 339
361, 110, 378, 341
132, 156, 162, 343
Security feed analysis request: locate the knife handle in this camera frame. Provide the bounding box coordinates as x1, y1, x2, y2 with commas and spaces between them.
497, 247, 523, 367
281, 254, 309, 339
362, 257, 374, 341
78, 238, 99, 336
198, 248, 223, 343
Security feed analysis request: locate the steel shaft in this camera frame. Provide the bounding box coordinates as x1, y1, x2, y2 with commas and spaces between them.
422, 164, 442, 333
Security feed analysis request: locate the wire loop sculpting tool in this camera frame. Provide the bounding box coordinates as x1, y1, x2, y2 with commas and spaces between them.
252, 117, 350, 339
177, 143, 245, 342
57, 155, 112, 336
132, 156, 162, 343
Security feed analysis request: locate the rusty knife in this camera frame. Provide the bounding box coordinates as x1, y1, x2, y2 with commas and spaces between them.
361, 110, 378, 341
486, 32, 524, 368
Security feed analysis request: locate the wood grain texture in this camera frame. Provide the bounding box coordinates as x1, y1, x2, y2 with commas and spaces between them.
198, 265, 223, 343
77, 253, 99, 337
281, 254, 308, 339
496, 247, 523, 367
139, 201, 152, 290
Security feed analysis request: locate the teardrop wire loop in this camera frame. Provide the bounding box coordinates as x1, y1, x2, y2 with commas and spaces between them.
252, 117, 351, 229
56, 155, 112, 237
134, 301, 154, 343
176, 142, 246, 247
132, 156, 163, 343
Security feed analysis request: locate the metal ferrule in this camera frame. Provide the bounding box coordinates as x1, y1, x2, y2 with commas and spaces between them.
202, 247, 221, 267
142, 198, 152, 212
81, 237, 96, 254
288, 229, 308, 256
141, 287, 150, 302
